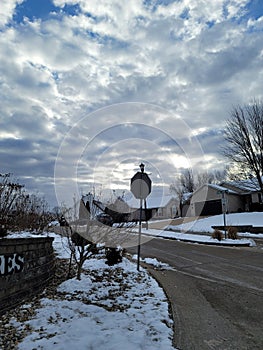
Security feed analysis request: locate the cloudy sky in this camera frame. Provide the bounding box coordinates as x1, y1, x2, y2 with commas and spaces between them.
0, 0, 263, 208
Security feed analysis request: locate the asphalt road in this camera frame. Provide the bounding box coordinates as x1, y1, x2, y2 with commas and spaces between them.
127, 237, 263, 350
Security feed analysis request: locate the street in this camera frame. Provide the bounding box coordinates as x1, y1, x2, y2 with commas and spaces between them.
127, 237, 263, 350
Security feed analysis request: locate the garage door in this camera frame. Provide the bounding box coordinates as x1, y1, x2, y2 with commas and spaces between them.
195, 199, 222, 216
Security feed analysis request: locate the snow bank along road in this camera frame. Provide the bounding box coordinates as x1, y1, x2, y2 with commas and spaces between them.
127, 237, 263, 350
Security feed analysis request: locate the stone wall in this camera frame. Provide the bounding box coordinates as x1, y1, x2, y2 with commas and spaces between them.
0, 237, 55, 314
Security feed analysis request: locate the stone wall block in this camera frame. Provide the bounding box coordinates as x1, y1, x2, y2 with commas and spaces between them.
0, 237, 55, 314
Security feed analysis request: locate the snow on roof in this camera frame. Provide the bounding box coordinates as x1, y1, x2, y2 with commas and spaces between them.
182, 192, 192, 203
207, 183, 238, 194
221, 178, 261, 193
193, 183, 238, 196
127, 194, 177, 209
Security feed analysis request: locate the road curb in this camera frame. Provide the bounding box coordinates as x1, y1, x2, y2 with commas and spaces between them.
160, 236, 251, 246
141, 232, 251, 247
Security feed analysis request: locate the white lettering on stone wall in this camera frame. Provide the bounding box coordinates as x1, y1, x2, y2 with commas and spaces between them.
0, 254, 24, 276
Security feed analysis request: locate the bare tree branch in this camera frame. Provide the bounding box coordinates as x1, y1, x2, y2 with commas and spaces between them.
222, 100, 263, 193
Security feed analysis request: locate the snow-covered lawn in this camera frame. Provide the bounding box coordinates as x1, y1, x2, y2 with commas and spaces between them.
139, 212, 263, 246
5, 233, 175, 350
141, 228, 256, 246
169, 212, 263, 234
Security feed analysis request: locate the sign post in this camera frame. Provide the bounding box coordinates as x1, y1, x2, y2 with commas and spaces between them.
130, 163, 152, 271
217, 189, 229, 239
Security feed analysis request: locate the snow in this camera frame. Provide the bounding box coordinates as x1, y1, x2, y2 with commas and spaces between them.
167, 212, 263, 235
5, 232, 175, 350
195, 183, 238, 195
221, 178, 262, 192
2, 212, 262, 348
139, 212, 263, 246
132, 255, 174, 270
140, 228, 257, 246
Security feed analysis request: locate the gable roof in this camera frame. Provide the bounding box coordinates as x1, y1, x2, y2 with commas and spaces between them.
192, 183, 239, 197
207, 183, 239, 194
220, 178, 261, 193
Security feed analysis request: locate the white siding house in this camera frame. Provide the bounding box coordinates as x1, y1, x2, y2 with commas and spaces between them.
128, 195, 178, 220
188, 184, 244, 216
187, 179, 263, 217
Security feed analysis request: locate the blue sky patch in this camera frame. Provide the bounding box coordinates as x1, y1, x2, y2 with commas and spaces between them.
245, 0, 263, 20
13, 0, 58, 23
13, 0, 81, 24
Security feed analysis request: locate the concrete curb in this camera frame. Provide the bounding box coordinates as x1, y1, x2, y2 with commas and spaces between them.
160, 236, 251, 246
141, 232, 252, 247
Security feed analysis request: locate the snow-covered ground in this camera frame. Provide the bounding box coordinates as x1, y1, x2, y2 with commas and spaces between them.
2, 212, 262, 348
4, 232, 175, 350
169, 212, 263, 233
144, 212, 262, 246
141, 227, 257, 246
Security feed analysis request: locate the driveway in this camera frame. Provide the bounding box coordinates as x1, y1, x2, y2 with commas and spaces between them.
127, 237, 263, 350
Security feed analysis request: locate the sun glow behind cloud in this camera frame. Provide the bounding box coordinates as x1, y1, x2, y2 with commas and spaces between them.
0, 0, 262, 206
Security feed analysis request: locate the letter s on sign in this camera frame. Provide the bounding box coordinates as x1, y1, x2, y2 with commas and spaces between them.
0, 255, 4, 275
14, 254, 24, 273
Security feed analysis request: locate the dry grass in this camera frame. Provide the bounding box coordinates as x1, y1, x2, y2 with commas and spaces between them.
212, 229, 223, 241
228, 226, 238, 240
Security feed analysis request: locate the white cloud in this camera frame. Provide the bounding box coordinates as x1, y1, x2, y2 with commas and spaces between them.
0, 0, 262, 206
0, 0, 24, 27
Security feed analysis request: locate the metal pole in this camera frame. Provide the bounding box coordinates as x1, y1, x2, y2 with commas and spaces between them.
222, 191, 227, 239
223, 211, 227, 239
144, 199, 148, 230
137, 198, 143, 271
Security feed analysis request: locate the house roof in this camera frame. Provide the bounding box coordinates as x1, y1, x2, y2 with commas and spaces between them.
127, 194, 177, 209
221, 179, 261, 193
192, 183, 239, 196
191, 178, 262, 199
207, 183, 239, 194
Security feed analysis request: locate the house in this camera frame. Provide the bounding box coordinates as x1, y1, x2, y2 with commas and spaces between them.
79, 195, 152, 223
220, 179, 263, 212
127, 194, 178, 220
187, 184, 243, 216
187, 179, 263, 217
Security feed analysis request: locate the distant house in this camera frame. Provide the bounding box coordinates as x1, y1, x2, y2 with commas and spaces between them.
187, 179, 263, 217
128, 195, 178, 220
221, 179, 263, 212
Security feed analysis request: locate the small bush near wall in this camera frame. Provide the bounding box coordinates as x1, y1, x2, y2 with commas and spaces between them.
0, 237, 55, 314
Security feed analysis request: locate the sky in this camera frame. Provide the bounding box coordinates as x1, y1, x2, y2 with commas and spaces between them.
0, 0, 263, 208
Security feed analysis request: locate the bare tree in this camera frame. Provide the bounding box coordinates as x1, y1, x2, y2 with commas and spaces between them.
181, 168, 195, 193
170, 168, 227, 216
0, 173, 23, 221
170, 169, 195, 216
196, 169, 227, 188
222, 100, 263, 194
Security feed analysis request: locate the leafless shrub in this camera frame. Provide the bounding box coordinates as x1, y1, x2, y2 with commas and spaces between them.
228, 226, 238, 240
212, 229, 223, 241
0, 173, 53, 232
